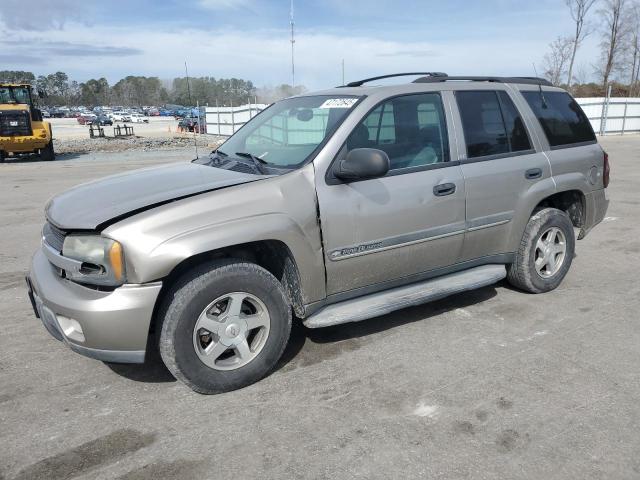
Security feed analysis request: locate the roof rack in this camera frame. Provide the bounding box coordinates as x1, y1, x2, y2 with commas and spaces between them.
412, 75, 553, 86
343, 72, 448, 87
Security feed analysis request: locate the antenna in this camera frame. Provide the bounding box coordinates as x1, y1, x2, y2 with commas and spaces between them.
290, 0, 295, 87
184, 60, 199, 159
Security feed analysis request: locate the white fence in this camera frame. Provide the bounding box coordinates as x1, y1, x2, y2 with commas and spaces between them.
203, 97, 640, 137
576, 97, 640, 135
205, 103, 268, 136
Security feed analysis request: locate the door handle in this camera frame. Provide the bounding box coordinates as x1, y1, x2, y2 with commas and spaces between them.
433, 183, 456, 196
525, 168, 542, 180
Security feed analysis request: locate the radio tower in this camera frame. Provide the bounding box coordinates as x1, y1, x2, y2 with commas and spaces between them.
290, 0, 295, 87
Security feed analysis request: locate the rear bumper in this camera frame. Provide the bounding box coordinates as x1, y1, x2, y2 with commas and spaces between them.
579, 188, 609, 239
27, 248, 162, 363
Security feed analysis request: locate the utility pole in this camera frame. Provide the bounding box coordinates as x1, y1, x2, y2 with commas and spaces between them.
341, 59, 345, 85
290, 0, 295, 87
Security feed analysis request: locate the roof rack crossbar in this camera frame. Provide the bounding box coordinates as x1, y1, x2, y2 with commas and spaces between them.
412, 76, 553, 87
343, 72, 449, 87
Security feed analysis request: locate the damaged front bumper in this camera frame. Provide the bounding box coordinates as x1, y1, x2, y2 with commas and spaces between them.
27, 248, 162, 363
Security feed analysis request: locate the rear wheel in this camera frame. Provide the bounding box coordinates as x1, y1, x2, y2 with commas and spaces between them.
507, 208, 575, 293
158, 260, 292, 394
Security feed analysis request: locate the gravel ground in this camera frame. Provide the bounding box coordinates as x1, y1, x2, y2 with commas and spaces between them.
53, 135, 225, 155
0, 136, 639, 479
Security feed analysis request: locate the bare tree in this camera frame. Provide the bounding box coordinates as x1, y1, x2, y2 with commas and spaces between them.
565, 0, 598, 89
542, 36, 574, 86
628, 3, 640, 95
597, 0, 631, 86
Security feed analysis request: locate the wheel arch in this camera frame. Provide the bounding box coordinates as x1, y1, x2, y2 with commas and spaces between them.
149, 239, 306, 335
530, 189, 586, 230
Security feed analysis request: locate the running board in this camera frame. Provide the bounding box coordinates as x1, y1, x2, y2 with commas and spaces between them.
303, 265, 506, 328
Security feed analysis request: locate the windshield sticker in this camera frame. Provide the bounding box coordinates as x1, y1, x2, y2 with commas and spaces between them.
319, 98, 358, 109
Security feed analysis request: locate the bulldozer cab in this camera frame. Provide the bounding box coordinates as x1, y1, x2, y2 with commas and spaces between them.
0, 84, 34, 105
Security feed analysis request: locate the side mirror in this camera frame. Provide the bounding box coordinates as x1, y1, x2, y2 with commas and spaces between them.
334, 148, 390, 182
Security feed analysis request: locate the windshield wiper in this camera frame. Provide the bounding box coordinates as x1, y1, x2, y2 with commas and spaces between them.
235, 151, 267, 174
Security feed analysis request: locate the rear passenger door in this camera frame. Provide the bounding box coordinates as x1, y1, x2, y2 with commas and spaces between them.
453, 89, 552, 261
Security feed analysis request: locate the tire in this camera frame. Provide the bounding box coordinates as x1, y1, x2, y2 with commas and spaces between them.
158, 259, 292, 394
0, 151, 5, 163
507, 208, 575, 293
40, 141, 55, 161
40, 125, 55, 161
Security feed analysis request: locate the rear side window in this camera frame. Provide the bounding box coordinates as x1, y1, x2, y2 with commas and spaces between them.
521, 91, 595, 148
456, 91, 532, 159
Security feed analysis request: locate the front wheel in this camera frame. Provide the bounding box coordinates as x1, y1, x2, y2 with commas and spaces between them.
507, 208, 575, 293
158, 260, 292, 394
40, 140, 55, 161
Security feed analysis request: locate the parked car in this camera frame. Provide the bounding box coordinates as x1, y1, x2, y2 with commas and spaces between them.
76, 113, 97, 125
110, 111, 131, 122
177, 116, 203, 132
93, 114, 113, 126
27, 73, 609, 394
128, 113, 149, 123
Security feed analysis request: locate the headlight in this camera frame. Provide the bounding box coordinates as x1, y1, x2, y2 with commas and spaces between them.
62, 235, 126, 286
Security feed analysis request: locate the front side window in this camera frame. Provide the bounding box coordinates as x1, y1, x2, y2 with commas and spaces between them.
219, 95, 361, 168
456, 90, 532, 159
346, 93, 449, 171
521, 91, 595, 147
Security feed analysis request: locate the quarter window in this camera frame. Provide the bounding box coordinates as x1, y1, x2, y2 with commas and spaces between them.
456, 91, 532, 159
346, 93, 449, 171
521, 91, 595, 147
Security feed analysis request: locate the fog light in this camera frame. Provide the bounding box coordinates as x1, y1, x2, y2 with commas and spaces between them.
57, 315, 85, 343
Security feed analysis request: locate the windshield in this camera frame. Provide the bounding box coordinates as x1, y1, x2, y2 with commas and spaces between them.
217, 95, 361, 168
0, 86, 30, 104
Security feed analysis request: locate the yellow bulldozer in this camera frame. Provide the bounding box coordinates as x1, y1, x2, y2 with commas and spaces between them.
0, 83, 54, 162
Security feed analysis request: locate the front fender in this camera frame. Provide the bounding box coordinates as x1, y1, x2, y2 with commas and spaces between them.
147, 213, 325, 303
104, 165, 326, 304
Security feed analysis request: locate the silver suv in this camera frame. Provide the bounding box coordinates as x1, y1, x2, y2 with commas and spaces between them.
26, 73, 610, 393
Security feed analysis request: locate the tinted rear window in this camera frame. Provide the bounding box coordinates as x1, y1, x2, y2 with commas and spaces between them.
456, 90, 531, 158
522, 91, 595, 148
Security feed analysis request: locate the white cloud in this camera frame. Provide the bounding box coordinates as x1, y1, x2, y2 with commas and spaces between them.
198, 0, 252, 10
0, 21, 601, 88
0, 0, 92, 30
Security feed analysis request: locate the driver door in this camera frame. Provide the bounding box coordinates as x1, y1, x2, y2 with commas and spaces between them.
315, 92, 466, 296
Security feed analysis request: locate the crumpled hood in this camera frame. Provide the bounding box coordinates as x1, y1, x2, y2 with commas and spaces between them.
46, 162, 261, 230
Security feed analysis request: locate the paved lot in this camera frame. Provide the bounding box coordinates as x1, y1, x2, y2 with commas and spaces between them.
0, 137, 639, 479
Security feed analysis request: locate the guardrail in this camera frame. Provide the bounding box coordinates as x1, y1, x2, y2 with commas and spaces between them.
576, 97, 640, 135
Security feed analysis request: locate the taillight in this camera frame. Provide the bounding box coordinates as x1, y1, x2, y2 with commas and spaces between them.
603, 151, 610, 188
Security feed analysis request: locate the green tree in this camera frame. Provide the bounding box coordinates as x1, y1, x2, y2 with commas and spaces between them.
0, 71, 36, 84
79, 78, 110, 107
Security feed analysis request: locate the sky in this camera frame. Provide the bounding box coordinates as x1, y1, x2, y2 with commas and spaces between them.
0, 0, 602, 90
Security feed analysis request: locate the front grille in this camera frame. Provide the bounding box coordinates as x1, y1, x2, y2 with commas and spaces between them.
0, 110, 32, 136
43, 222, 67, 252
